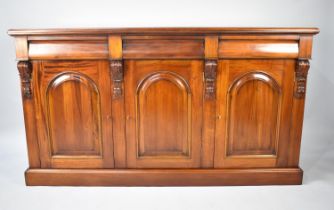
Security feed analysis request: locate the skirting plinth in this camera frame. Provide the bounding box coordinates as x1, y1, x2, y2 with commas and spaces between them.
25, 168, 303, 186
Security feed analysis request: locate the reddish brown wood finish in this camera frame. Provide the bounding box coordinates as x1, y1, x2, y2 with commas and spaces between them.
124, 60, 203, 168
25, 168, 303, 186
214, 60, 295, 168
219, 40, 299, 58
201, 37, 219, 168
29, 41, 109, 60
8, 27, 319, 36
17, 61, 40, 168
15, 36, 29, 60
33, 60, 114, 168
9, 27, 318, 186
123, 39, 204, 59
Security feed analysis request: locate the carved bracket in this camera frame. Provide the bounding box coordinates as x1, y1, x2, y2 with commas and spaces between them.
110, 60, 124, 98
294, 59, 310, 99
204, 60, 218, 99
17, 61, 33, 99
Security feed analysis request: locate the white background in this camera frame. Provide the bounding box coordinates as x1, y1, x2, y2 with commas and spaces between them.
0, 0, 333, 209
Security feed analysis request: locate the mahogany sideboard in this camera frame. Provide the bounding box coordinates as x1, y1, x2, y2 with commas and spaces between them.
8, 27, 319, 186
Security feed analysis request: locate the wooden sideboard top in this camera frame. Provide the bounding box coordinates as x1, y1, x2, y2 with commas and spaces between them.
9, 27, 319, 61
8, 27, 319, 36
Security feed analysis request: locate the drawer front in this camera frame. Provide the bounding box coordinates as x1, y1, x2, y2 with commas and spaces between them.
214, 59, 295, 168
29, 40, 109, 60
218, 40, 299, 58
124, 60, 203, 168
33, 60, 114, 168
123, 38, 204, 59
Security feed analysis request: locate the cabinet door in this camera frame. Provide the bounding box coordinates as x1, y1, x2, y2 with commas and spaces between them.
125, 60, 203, 168
33, 60, 114, 168
214, 60, 295, 168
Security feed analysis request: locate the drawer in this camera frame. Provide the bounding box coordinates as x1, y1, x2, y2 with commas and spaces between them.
29, 40, 109, 60
123, 37, 204, 59
218, 40, 299, 58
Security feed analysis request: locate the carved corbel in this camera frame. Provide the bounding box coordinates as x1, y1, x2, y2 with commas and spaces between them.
204, 60, 218, 99
294, 59, 310, 99
17, 61, 32, 99
110, 60, 124, 99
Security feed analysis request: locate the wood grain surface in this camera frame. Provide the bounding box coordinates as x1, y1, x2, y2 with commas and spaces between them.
10, 27, 318, 186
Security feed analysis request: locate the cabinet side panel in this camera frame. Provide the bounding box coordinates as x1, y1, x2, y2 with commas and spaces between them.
285, 60, 310, 167
19, 61, 41, 168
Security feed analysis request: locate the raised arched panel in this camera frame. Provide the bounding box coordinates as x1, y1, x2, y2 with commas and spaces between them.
46, 72, 102, 156
136, 71, 191, 158
226, 72, 281, 157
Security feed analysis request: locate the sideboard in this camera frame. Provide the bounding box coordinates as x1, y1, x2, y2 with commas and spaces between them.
8, 27, 319, 186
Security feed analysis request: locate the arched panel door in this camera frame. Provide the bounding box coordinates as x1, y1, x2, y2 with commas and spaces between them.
125, 60, 203, 168
46, 72, 102, 157
34, 61, 114, 168
136, 71, 192, 158
227, 72, 281, 157
214, 60, 295, 168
